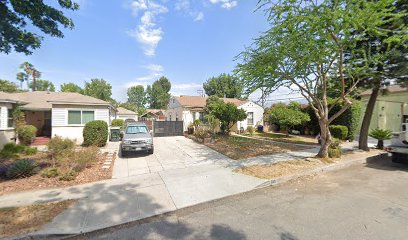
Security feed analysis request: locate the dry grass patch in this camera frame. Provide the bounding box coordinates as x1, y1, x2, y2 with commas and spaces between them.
235, 158, 324, 179
0, 200, 75, 238
204, 135, 311, 160
248, 132, 319, 146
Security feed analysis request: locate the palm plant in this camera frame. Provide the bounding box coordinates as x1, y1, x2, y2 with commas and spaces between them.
369, 128, 393, 150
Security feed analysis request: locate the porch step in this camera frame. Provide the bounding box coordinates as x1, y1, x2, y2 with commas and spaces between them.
31, 137, 50, 146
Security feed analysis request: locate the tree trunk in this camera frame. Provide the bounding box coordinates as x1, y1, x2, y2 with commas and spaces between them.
377, 140, 384, 150
358, 85, 380, 151
317, 119, 332, 158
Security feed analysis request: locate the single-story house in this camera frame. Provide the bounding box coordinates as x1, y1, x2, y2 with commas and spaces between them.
116, 107, 138, 121
0, 91, 117, 147
166, 95, 264, 131
140, 109, 166, 121
360, 85, 408, 133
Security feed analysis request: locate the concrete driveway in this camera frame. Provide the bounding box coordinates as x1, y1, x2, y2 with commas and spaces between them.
112, 136, 231, 178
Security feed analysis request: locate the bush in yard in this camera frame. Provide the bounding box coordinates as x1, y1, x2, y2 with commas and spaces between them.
111, 119, 124, 128
41, 167, 59, 178
329, 125, 349, 140
246, 126, 255, 135
0, 143, 26, 159
48, 136, 75, 161
24, 147, 38, 155
58, 169, 77, 181
205, 96, 247, 134
193, 119, 202, 128
269, 104, 310, 133
17, 125, 37, 145
328, 140, 342, 158
72, 146, 99, 172
83, 120, 108, 147
6, 159, 39, 179
369, 128, 392, 150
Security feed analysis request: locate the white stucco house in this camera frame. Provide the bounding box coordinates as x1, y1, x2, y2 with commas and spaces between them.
116, 107, 138, 121
0, 91, 117, 147
166, 95, 264, 132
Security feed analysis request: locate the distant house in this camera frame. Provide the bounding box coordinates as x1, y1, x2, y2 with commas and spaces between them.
116, 107, 138, 121
166, 95, 264, 131
360, 85, 408, 132
0, 91, 117, 147
140, 109, 166, 121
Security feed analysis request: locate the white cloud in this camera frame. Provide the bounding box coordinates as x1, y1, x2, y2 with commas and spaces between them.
175, 0, 204, 21
209, 0, 238, 9
194, 12, 204, 21
172, 83, 202, 90
128, 1, 168, 56
144, 64, 164, 72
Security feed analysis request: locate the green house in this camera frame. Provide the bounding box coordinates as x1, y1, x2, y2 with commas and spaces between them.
360, 85, 408, 132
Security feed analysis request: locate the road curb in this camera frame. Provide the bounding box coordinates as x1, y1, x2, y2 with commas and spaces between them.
255, 152, 386, 189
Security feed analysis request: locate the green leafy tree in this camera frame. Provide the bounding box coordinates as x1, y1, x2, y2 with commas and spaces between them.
235, 0, 405, 158
28, 80, 55, 92
147, 77, 171, 109
84, 78, 112, 101
0, 0, 79, 55
205, 96, 247, 134
127, 85, 146, 113
269, 104, 310, 133
0, 79, 20, 93
119, 102, 145, 116
203, 73, 243, 98
61, 83, 84, 94
16, 72, 27, 89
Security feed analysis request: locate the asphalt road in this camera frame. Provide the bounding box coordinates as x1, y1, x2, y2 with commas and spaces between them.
70, 154, 408, 240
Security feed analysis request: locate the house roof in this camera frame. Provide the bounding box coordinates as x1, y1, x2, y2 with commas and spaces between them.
0, 91, 112, 110
361, 85, 408, 96
117, 107, 137, 115
146, 109, 165, 115
0, 92, 27, 104
174, 96, 247, 108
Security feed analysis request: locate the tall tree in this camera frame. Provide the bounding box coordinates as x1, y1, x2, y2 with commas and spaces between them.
60, 82, 84, 94
236, 0, 404, 158
18, 62, 41, 91
353, 0, 408, 151
203, 73, 243, 98
0, 79, 20, 93
16, 72, 27, 89
127, 85, 147, 112
147, 77, 171, 109
28, 80, 55, 92
0, 0, 79, 55
84, 78, 112, 101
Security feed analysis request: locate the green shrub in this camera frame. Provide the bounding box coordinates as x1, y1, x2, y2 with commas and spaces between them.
246, 126, 255, 135
328, 140, 342, 158
17, 125, 37, 145
369, 128, 392, 150
111, 119, 124, 128
0, 143, 26, 159
329, 125, 349, 140
193, 119, 202, 128
83, 120, 108, 147
194, 127, 210, 140
48, 136, 75, 160
73, 146, 99, 171
41, 167, 59, 178
58, 170, 77, 181
6, 159, 39, 179
24, 147, 38, 155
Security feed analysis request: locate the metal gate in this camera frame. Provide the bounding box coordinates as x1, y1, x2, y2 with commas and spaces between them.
153, 121, 184, 137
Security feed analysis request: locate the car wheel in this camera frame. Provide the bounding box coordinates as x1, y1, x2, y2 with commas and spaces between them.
121, 150, 127, 157
148, 149, 154, 154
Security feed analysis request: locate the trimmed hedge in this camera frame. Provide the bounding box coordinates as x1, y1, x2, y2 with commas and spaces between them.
17, 125, 37, 145
111, 119, 124, 128
329, 125, 349, 140
83, 120, 108, 147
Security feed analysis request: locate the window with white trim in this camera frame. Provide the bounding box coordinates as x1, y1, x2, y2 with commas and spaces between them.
68, 110, 95, 125
7, 109, 13, 128
247, 112, 254, 125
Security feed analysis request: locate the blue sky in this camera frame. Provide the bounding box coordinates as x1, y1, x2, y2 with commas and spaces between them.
0, 0, 273, 102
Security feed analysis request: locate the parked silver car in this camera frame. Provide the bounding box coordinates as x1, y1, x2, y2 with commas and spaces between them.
120, 122, 154, 157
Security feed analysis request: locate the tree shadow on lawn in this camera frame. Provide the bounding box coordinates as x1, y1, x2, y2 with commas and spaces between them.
365, 153, 408, 172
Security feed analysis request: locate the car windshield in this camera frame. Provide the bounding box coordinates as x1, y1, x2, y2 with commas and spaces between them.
126, 126, 148, 134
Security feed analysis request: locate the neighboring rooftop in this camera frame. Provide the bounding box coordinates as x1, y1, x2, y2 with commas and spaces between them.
174, 96, 247, 108
117, 107, 137, 115
0, 91, 112, 110
361, 85, 408, 96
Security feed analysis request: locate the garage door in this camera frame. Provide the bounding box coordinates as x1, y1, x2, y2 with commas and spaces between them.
153, 121, 184, 137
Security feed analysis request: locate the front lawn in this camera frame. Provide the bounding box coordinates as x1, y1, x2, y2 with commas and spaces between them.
203, 135, 310, 160
0, 200, 75, 238
244, 132, 319, 146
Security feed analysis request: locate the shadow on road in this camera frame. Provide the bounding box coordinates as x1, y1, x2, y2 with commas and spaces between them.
365, 153, 408, 172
